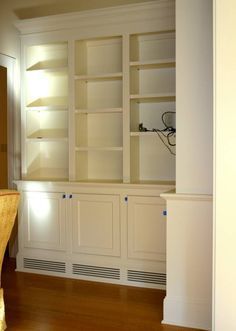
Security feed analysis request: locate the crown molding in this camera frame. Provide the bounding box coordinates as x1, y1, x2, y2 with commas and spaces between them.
15, 0, 175, 35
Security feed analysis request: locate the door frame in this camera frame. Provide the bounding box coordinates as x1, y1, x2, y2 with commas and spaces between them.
0, 53, 17, 188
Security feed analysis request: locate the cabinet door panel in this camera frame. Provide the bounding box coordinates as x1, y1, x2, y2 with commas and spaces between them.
23, 191, 66, 251
72, 194, 120, 256
128, 196, 166, 261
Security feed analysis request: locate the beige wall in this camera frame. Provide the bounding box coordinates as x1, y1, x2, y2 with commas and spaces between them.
214, 0, 236, 329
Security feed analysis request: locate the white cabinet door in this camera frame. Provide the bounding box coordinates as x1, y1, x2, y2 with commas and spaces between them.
23, 191, 67, 251
71, 194, 120, 256
128, 196, 166, 261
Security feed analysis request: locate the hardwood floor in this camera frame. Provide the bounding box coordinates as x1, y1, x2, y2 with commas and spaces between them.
2, 258, 202, 331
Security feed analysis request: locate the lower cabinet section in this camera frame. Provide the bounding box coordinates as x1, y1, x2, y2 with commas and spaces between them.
16, 181, 173, 289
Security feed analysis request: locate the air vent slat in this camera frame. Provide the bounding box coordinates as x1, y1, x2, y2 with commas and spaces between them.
73, 264, 119, 272
73, 263, 120, 280
127, 269, 166, 285
24, 258, 66, 273
73, 269, 119, 277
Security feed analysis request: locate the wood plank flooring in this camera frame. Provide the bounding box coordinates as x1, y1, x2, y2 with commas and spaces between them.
2, 258, 202, 331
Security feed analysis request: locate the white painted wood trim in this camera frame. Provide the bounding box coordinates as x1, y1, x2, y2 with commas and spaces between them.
161, 192, 213, 201
14, 0, 175, 35
0, 54, 17, 188
14, 180, 175, 194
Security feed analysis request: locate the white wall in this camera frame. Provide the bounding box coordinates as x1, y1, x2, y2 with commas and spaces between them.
176, 0, 213, 195
214, 0, 236, 329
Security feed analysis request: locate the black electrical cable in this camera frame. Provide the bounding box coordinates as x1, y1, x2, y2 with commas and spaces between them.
138, 111, 176, 155
152, 128, 176, 155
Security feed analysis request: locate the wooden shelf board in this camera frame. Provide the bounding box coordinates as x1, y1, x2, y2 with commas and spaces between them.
130, 179, 176, 186
130, 93, 176, 102
24, 176, 69, 182
26, 137, 68, 142
76, 146, 123, 152
27, 129, 68, 139
26, 97, 68, 110
75, 108, 123, 114
75, 72, 123, 81
130, 131, 157, 137
130, 58, 175, 69
76, 179, 123, 184
27, 60, 68, 71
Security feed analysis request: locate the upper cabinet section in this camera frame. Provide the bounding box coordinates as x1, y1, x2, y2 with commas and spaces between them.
17, 0, 176, 184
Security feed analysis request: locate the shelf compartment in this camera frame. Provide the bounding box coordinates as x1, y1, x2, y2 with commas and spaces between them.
75, 78, 122, 110
130, 31, 175, 62
26, 43, 68, 71
130, 66, 175, 95
130, 135, 175, 183
26, 70, 68, 107
130, 100, 175, 132
75, 149, 123, 182
75, 36, 122, 76
76, 112, 123, 148
26, 110, 68, 140
25, 141, 68, 181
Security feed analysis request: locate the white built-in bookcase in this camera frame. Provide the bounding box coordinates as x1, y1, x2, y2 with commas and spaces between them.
16, 0, 176, 290
21, 1, 176, 185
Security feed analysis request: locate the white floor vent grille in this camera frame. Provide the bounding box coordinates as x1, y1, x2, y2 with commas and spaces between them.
24, 258, 66, 273
127, 270, 166, 285
72, 264, 120, 280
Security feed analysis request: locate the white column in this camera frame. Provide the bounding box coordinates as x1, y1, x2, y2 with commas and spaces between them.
176, 0, 213, 195
162, 0, 213, 329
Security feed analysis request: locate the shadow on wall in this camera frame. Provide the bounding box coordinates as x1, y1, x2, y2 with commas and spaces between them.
13, 0, 150, 19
